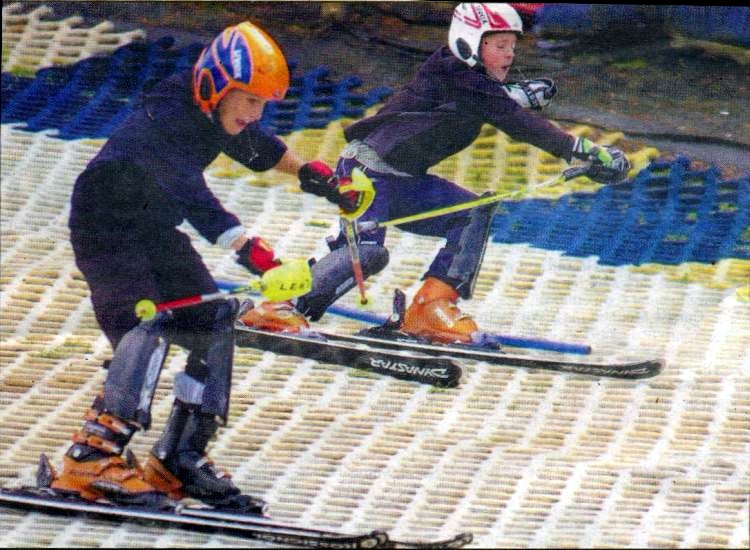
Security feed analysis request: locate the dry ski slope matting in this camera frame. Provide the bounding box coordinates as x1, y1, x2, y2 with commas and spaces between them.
2, 4, 749, 548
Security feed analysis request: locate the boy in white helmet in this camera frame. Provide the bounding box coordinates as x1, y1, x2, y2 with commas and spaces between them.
242, 3, 630, 344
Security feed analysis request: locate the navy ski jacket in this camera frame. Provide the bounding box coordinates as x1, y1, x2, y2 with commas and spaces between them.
345, 46, 575, 176
71, 71, 287, 244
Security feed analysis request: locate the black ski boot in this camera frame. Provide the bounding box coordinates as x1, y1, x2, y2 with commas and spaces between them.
144, 399, 266, 515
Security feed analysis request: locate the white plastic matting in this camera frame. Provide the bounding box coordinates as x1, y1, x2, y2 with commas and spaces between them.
1, 5, 749, 549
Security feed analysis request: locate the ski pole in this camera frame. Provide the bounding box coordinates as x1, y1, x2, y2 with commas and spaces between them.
341, 217, 369, 305
135, 259, 312, 321
356, 166, 585, 233
305, 303, 590, 354
338, 168, 376, 306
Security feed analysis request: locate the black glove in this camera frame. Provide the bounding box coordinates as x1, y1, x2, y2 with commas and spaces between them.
298, 161, 361, 213
571, 138, 631, 184
235, 237, 281, 275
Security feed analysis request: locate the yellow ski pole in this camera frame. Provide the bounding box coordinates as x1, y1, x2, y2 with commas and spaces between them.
134, 259, 313, 321
357, 167, 585, 232
339, 168, 376, 306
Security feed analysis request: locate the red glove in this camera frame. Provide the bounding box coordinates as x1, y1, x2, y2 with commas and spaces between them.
236, 237, 281, 275
298, 161, 361, 213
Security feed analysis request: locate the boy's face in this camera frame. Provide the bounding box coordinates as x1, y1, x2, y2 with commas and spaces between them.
217, 89, 266, 135
479, 32, 517, 82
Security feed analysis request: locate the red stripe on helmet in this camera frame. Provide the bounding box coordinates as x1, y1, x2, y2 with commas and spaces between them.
454, 5, 483, 29
482, 4, 512, 29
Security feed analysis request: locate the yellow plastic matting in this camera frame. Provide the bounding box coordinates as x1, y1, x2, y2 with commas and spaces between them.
1, 5, 749, 549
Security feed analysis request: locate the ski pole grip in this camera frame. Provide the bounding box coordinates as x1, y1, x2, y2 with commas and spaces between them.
259, 259, 313, 301
339, 168, 376, 221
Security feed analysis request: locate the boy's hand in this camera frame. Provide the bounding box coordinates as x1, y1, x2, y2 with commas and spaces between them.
236, 237, 281, 275
299, 161, 361, 213
502, 78, 557, 110
571, 138, 631, 184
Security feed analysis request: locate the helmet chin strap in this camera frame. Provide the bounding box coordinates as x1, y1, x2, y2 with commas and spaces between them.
203, 106, 222, 130
194, 93, 218, 124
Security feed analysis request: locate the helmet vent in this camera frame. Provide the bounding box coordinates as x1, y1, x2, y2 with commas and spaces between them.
456, 38, 472, 59
199, 74, 212, 101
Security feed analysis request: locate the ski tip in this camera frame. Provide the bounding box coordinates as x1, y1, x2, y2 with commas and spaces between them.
436, 372, 462, 389
617, 358, 664, 379
372, 530, 390, 546
390, 531, 474, 549
644, 359, 664, 378
443, 532, 473, 548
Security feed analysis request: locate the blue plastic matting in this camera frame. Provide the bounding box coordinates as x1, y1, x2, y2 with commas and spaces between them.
3, 36, 748, 271
532, 4, 750, 46
663, 6, 750, 47
1, 36, 392, 139
491, 156, 750, 266
532, 4, 648, 35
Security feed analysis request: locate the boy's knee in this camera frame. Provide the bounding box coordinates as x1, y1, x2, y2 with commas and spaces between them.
297, 244, 389, 321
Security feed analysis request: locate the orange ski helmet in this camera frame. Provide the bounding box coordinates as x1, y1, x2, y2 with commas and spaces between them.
193, 21, 290, 114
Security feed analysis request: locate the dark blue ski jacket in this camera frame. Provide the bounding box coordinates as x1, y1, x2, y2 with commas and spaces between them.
69, 71, 287, 244
344, 46, 575, 176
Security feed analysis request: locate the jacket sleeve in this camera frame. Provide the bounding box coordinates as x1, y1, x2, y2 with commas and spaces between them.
224, 123, 288, 172
144, 154, 243, 245
131, 75, 245, 244
179, 175, 243, 244
452, 68, 575, 161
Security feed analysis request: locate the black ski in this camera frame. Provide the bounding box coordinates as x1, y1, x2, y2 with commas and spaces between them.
0, 487, 387, 548
0, 487, 472, 549
234, 325, 463, 387
324, 330, 662, 380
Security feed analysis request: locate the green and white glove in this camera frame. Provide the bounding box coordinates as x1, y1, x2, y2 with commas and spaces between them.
571, 137, 631, 184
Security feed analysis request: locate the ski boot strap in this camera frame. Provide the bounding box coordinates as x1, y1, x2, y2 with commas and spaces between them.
72, 432, 124, 455
84, 408, 137, 437
196, 456, 231, 480
70, 405, 141, 457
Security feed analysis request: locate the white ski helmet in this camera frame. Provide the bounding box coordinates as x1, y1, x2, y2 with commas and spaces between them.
449, 3, 523, 67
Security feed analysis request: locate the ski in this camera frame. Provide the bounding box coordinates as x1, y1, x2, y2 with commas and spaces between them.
234, 325, 463, 387
390, 532, 475, 549
180, 505, 473, 549
0, 487, 387, 549
322, 330, 662, 380
0, 487, 472, 549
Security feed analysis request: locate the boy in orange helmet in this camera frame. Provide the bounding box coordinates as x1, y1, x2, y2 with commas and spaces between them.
57, 22, 353, 510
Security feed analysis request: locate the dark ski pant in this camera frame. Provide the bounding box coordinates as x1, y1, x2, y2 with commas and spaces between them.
69, 162, 232, 420
70, 163, 219, 348
335, 157, 488, 298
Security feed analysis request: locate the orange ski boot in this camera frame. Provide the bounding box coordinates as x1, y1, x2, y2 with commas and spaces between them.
50, 401, 168, 507
238, 300, 309, 333
402, 277, 479, 344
